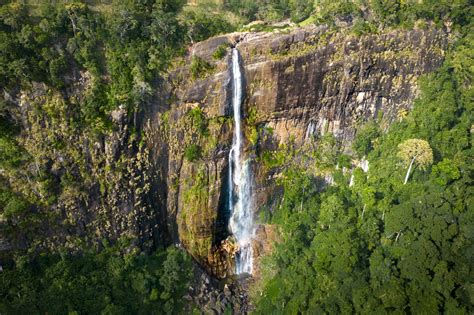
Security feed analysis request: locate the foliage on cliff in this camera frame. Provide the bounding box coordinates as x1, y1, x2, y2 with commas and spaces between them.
0, 1, 235, 238
0, 0, 229, 312
254, 19, 473, 314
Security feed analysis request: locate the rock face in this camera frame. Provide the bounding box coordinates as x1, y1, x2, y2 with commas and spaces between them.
241, 26, 445, 146
161, 25, 447, 277
2, 78, 167, 255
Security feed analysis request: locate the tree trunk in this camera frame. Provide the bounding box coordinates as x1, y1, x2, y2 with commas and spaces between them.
404, 156, 417, 184
68, 15, 77, 37
300, 187, 305, 212
395, 231, 402, 242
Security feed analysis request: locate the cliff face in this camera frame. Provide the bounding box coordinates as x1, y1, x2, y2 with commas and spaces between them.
160, 25, 447, 277
2, 77, 167, 255
1, 25, 447, 277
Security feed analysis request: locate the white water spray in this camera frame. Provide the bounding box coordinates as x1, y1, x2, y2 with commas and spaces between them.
228, 48, 254, 275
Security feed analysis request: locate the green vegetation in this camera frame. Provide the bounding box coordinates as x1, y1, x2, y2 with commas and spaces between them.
0, 1, 229, 312
254, 18, 474, 312
0, 245, 193, 314
187, 106, 208, 135
352, 19, 378, 36
0, 0, 473, 313
190, 55, 215, 80
182, 8, 235, 43
223, 0, 313, 23
308, 0, 472, 32
178, 167, 215, 259
212, 44, 228, 60
184, 144, 202, 162
245, 106, 260, 146
398, 138, 433, 184
352, 120, 380, 158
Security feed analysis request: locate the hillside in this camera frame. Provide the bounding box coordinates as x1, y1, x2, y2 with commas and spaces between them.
0, 0, 472, 314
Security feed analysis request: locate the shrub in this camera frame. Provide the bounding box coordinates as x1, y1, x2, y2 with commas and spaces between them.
317, 0, 361, 24
3, 194, 29, 217
187, 107, 208, 135
0, 136, 27, 169
212, 44, 228, 60
352, 121, 380, 158
289, 0, 314, 23
352, 19, 378, 36
184, 144, 202, 162
190, 56, 214, 80
183, 10, 235, 43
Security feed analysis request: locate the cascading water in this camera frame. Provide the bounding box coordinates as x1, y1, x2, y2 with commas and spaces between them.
228, 48, 255, 275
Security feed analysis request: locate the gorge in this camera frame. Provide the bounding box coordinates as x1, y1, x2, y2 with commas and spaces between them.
0, 1, 472, 313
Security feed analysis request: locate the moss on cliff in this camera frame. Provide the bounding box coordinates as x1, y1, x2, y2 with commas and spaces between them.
178, 167, 214, 259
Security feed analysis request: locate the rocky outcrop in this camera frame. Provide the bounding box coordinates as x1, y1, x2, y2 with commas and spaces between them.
2, 73, 167, 257
242, 26, 445, 146
162, 25, 447, 277
185, 265, 252, 314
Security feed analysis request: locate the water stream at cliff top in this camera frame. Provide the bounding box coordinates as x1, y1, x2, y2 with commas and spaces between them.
228, 48, 254, 275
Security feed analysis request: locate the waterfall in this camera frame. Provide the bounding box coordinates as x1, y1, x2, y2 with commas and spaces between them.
228, 48, 255, 275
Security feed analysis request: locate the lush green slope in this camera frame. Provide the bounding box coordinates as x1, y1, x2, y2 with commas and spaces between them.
254, 19, 473, 315
0, 1, 227, 313
0, 245, 192, 314
0, 0, 472, 314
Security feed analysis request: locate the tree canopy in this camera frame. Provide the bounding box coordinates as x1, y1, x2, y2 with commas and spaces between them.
253, 12, 474, 312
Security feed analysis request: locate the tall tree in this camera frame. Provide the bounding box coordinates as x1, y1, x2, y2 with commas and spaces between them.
397, 139, 433, 184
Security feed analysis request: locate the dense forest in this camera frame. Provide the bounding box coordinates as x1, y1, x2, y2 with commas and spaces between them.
254, 44, 473, 313
0, 0, 472, 314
